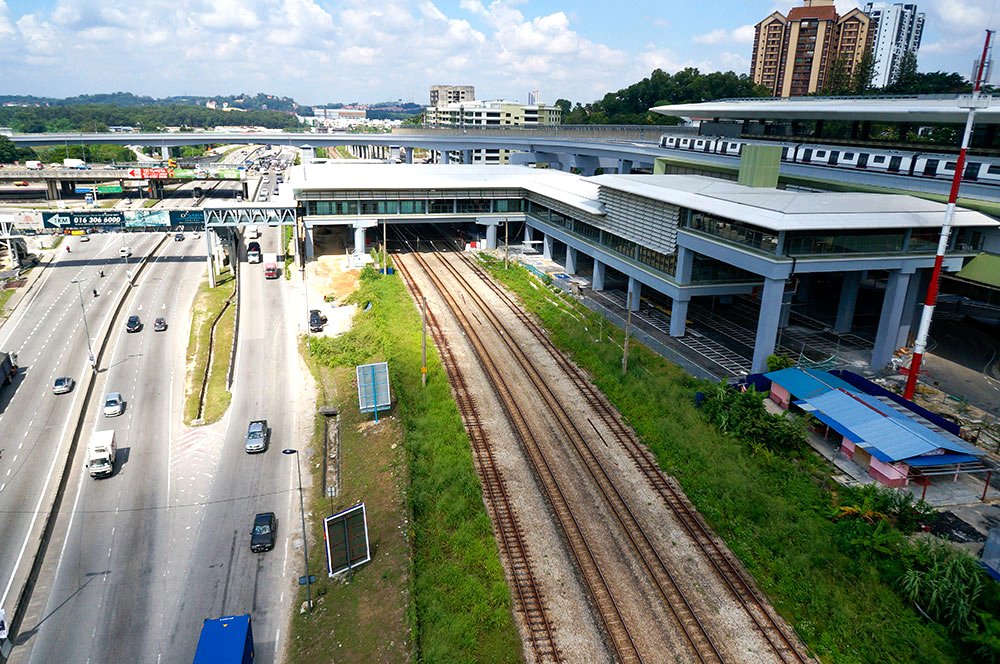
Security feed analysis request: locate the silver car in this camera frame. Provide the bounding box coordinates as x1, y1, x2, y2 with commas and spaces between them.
103, 392, 124, 417
53, 376, 75, 395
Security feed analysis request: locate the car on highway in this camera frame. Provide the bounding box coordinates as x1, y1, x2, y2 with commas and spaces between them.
309, 309, 327, 332
119, 246, 132, 258
78, 235, 90, 242
250, 512, 276, 552
244, 419, 269, 454
13, 181, 29, 187
103, 392, 125, 417
126, 315, 142, 333
174, 233, 184, 241
52, 376, 75, 395
154, 317, 167, 332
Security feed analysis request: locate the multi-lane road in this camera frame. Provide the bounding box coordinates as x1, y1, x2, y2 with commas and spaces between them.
0, 222, 302, 663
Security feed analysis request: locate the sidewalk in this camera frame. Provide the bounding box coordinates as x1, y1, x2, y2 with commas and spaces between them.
0, 250, 55, 332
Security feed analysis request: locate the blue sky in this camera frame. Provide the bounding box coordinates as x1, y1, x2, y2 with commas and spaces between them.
1, 1, 997, 106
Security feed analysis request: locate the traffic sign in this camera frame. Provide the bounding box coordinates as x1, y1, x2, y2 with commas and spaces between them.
127, 168, 171, 179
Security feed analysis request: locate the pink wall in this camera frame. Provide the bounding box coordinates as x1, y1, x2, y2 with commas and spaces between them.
770, 384, 791, 409
840, 439, 856, 459
868, 457, 909, 488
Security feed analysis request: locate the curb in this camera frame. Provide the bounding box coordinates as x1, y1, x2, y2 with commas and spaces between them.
0, 255, 55, 334
0, 233, 169, 662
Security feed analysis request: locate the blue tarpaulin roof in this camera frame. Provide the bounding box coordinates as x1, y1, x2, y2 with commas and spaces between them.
906, 453, 981, 467
765, 367, 859, 400
796, 389, 985, 464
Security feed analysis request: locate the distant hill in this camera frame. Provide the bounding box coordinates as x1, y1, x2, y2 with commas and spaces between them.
0, 92, 312, 115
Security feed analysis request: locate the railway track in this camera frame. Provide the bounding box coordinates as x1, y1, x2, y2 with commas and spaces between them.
394, 259, 562, 663
397, 247, 730, 663
451, 255, 813, 663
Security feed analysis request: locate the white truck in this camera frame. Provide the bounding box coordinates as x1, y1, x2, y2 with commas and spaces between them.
25, 160, 43, 170
63, 158, 88, 169
87, 430, 117, 478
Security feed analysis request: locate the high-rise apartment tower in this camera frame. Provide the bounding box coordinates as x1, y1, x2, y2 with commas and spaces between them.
863, 3, 925, 88
429, 85, 475, 108
751, 0, 873, 97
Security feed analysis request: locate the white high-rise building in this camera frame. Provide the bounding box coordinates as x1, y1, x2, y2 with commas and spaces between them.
864, 3, 925, 88
527, 90, 539, 106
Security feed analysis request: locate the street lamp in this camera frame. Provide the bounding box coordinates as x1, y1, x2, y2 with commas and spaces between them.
282, 448, 312, 612
71, 279, 96, 370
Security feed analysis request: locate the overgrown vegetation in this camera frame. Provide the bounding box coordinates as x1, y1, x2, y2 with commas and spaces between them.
0, 103, 303, 133
183, 270, 235, 424
302, 270, 521, 662
478, 254, 991, 663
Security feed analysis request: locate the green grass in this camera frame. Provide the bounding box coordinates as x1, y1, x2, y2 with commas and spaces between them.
142, 199, 158, 208
334, 146, 355, 159
296, 272, 521, 663
0, 288, 15, 316
478, 255, 960, 663
183, 271, 235, 424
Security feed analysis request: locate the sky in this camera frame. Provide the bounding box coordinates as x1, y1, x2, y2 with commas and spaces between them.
1, 0, 998, 106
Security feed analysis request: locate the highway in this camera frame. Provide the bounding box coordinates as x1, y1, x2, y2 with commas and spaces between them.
4, 226, 299, 663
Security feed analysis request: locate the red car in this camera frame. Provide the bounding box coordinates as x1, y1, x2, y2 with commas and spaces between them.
13, 181, 29, 187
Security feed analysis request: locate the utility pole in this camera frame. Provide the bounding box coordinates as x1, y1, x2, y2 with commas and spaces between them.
421, 296, 428, 387
905, 30, 994, 400
504, 218, 509, 269
382, 220, 388, 274
622, 289, 633, 375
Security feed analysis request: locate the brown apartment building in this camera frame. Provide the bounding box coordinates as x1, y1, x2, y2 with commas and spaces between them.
751, 0, 873, 97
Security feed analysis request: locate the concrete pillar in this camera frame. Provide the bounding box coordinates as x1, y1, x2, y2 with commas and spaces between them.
160, 145, 170, 160
485, 224, 497, 249
617, 158, 633, 174
871, 270, 913, 368
441, 150, 451, 164
626, 277, 642, 311
404, 148, 413, 164
751, 277, 787, 373
897, 268, 926, 347
675, 246, 694, 285
566, 246, 578, 274
304, 224, 315, 259
354, 226, 366, 255
670, 297, 690, 337
543, 234, 553, 260
524, 226, 533, 244
462, 149, 473, 164
46, 179, 59, 200
592, 260, 606, 291
573, 154, 600, 176
834, 271, 862, 333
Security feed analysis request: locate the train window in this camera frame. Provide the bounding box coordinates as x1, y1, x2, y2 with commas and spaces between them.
988, 165, 1000, 175
873, 156, 886, 163
843, 153, 855, 160
943, 162, 956, 171
816, 151, 826, 157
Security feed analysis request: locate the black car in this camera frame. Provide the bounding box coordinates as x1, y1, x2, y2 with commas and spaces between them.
250, 512, 276, 552
309, 309, 327, 332
154, 317, 167, 332
126, 315, 142, 333
174, 233, 184, 242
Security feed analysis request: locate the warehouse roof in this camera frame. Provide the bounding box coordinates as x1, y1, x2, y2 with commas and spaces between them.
764, 367, 858, 399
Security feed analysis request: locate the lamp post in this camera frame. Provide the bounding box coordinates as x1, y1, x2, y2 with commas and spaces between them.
71, 279, 96, 370
282, 448, 312, 612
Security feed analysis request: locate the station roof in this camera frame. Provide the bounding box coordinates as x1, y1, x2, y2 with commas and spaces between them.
289, 163, 604, 215
590, 174, 999, 232
650, 95, 1000, 125
764, 367, 858, 399
796, 389, 984, 465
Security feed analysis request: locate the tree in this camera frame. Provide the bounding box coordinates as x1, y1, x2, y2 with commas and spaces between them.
820, 56, 852, 95
889, 50, 919, 92
554, 98, 571, 115
0, 136, 17, 163
852, 46, 876, 94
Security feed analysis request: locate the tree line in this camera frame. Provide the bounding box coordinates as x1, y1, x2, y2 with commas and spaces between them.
0, 104, 304, 134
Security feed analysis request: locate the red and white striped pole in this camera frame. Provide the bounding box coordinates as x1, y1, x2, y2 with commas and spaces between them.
904, 30, 994, 400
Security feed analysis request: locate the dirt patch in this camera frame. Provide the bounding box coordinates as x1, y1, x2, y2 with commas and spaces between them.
308, 255, 359, 302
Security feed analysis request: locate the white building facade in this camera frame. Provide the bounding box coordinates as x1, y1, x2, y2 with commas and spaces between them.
864, 2, 925, 88
423, 100, 562, 164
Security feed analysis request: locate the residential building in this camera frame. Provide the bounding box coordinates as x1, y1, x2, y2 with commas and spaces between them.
429, 85, 475, 108
423, 100, 562, 164
864, 3, 925, 88
751, 0, 874, 97
528, 90, 539, 106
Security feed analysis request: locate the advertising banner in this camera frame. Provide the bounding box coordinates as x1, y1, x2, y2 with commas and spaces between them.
42, 211, 124, 229
124, 209, 170, 227
1, 211, 45, 232
171, 210, 205, 227
215, 168, 240, 179
172, 168, 198, 179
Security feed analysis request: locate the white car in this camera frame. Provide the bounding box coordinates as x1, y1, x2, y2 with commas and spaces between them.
103, 392, 125, 417
119, 246, 132, 258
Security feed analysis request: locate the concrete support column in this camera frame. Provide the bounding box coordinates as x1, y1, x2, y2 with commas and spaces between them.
524, 226, 533, 244
573, 154, 600, 176
441, 150, 451, 165
897, 268, 926, 347
751, 277, 787, 373
304, 224, 315, 259
871, 270, 913, 368
626, 277, 642, 311
354, 226, 366, 255
46, 179, 59, 200
160, 145, 170, 160
566, 246, 578, 274
404, 148, 413, 164
617, 158, 633, 174
592, 260, 606, 291
834, 271, 862, 334
670, 297, 690, 337
542, 234, 553, 260
675, 246, 694, 285
462, 149, 473, 164
485, 224, 497, 249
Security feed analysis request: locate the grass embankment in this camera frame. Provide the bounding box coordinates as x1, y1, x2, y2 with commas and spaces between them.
479, 255, 961, 663
0, 288, 15, 316
283, 226, 294, 279
142, 199, 158, 208
183, 270, 236, 425
334, 146, 355, 159
290, 269, 521, 663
